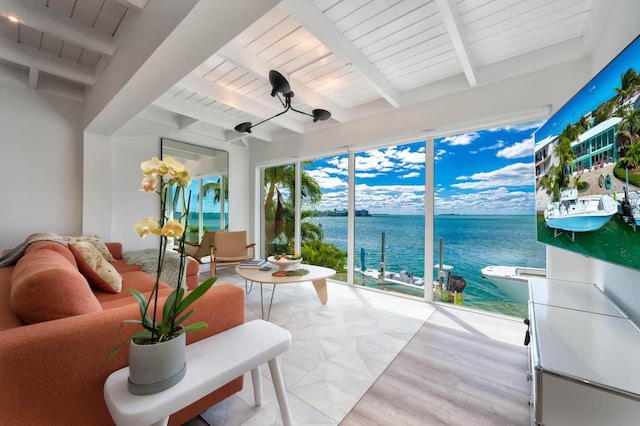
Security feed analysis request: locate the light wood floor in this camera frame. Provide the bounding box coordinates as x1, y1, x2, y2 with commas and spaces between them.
340, 308, 530, 426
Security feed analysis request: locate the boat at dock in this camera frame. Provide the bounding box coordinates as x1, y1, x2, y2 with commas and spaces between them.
481, 265, 546, 305
357, 266, 425, 289
356, 237, 466, 303
618, 169, 640, 230
543, 187, 617, 237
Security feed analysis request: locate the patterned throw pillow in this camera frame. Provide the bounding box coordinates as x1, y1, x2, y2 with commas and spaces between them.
65, 235, 115, 262
69, 241, 122, 294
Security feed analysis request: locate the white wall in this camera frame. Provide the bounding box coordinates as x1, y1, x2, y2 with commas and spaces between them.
0, 64, 83, 249
83, 132, 112, 240
109, 135, 161, 251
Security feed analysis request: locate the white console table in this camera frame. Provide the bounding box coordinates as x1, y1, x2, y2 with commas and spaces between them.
104, 320, 293, 426
528, 278, 640, 425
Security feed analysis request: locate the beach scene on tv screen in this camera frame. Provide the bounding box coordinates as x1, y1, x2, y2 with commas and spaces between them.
534, 35, 640, 270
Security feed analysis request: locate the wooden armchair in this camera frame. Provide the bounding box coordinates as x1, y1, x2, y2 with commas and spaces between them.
211, 231, 256, 276
181, 230, 216, 266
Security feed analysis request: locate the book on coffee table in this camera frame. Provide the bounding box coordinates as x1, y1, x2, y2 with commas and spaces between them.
239, 259, 269, 269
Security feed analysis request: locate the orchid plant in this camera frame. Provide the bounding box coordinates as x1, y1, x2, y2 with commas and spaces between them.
110, 156, 216, 359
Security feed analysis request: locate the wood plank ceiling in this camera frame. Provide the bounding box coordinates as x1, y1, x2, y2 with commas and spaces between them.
0, 0, 600, 143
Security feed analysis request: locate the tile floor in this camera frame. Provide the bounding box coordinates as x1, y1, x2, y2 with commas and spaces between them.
185, 267, 526, 426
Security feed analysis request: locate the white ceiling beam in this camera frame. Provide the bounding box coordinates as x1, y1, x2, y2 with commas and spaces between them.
0, 37, 94, 85
218, 38, 347, 123
476, 38, 584, 87
0, 0, 117, 56
28, 67, 38, 90
114, 0, 148, 11
180, 73, 304, 133
435, 0, 477, 87
84, 0, 279, 135
281, 0, 401, 108
153, 93, 273, 143
177, 116, 199, 130
129, 107, 228, 141
229, 136, 248, 147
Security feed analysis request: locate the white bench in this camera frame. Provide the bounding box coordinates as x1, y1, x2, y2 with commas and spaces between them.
104, 320, 293, 426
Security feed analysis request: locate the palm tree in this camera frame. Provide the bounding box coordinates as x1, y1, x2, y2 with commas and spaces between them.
263, 163, 322, 253
576, 115, 592, 134
202, 177, 227, 205
554, 135, 577, 187
623, 141, 640, 170
613, 68, 640, 107
621, 106, 640, 138
541, 165, 560, 201
593, 100, 617, 125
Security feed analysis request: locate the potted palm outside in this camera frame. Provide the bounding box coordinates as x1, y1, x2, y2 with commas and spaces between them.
110, 156, 216, 395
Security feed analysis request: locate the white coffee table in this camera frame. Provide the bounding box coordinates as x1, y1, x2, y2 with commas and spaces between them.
235, 264, 336, 320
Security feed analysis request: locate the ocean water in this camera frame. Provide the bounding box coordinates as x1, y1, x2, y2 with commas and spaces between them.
187, 213, 224, 231
308, 214, 546, 317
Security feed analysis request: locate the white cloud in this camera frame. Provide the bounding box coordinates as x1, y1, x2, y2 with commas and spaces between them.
489, 120, 544, 132
355, 149, 396, 172
451, 162, 534, 189
435, 187, 535, 215
356, 172, 378, 178
306, 169, 348, 189
441, 132, 480, 146
479, 140, 505, 151
400, 172, 420, 179
313, 182, 426, 214
435, 149, 447, 161
497, 136, 535, 159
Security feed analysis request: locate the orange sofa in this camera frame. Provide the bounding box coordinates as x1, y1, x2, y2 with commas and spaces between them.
0, 240, 245, 425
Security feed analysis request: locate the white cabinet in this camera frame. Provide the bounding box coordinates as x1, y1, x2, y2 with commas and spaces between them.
528, 278, 640, 425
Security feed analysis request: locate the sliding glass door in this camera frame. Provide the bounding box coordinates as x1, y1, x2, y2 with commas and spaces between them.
353, 142, 426, 296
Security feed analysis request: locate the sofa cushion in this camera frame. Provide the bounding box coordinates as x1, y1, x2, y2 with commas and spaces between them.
65, 235, 115, 262
104, 242, 123, 260
69, 242, 122, 294
10, 249, 102, 323
0, 266, 24, 330
24, 240, 77, 267
111, 259, 143, 274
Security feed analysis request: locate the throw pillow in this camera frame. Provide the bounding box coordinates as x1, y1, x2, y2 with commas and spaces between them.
65, 235, 115, 262
69, 241, 122, 294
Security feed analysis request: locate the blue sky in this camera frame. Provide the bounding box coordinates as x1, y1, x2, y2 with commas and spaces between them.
536, 35, 640, 141
303, 121, 542, 216
303, 36, 640, 216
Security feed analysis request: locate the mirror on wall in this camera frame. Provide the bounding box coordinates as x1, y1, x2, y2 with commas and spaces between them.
161, 138, 229, 243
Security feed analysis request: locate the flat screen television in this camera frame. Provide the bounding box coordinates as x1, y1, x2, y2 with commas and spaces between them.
535, 35, 640, 270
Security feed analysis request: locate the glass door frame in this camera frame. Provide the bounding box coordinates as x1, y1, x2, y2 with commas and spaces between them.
254, 136, 435, 302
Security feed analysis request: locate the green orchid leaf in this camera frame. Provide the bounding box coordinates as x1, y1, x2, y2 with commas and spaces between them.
180, 321, 209, 333
128, 289, 153, 326
173, 309, 196, 327
130, 329, 153, 340
108, 343, 124, 361
162, 288, 179, 324
176, 277, 216, 315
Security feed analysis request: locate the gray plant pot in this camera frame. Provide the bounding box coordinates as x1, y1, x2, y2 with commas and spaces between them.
127, 332, 187, 395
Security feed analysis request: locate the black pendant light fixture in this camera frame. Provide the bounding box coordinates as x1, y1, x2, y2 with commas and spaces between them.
234, 70, 331, 134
